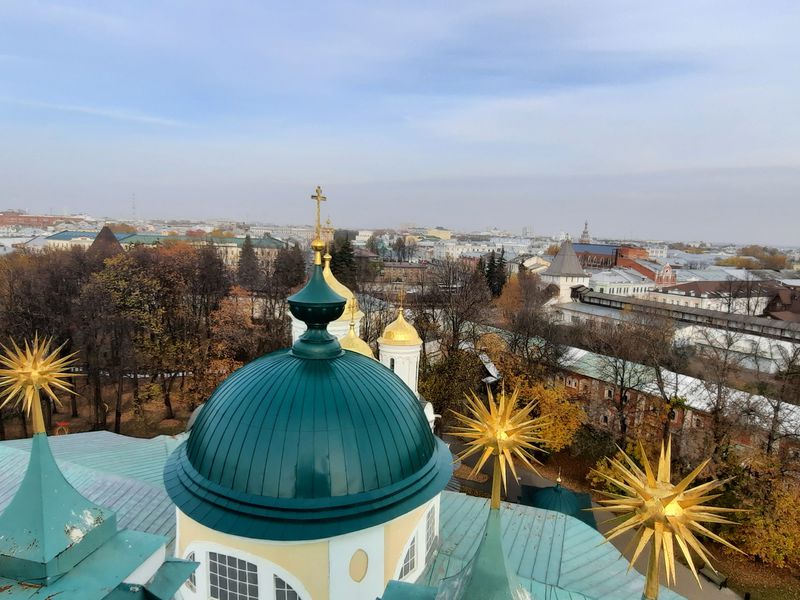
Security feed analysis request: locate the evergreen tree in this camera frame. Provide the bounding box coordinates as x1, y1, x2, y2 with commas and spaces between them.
495, 247, 508, 295
331, 236, 357, 287
485, 251, 498, 296
237, 235, 260, 290
274, 243, 306, 289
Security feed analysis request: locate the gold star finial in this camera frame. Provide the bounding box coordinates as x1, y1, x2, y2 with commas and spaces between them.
0, 335, 78, 435
591, 439, 744, 599
450, 385, 549, 509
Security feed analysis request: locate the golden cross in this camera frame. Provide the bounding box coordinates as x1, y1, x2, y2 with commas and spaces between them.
397, 281, 406, 308
311, 186, 327, 239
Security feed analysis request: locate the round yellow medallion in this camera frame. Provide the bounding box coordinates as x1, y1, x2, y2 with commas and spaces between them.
349, 549, 369, 582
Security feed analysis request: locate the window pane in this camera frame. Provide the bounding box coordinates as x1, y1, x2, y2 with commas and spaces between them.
186, 552, 196, 591
425, 509, 437, 557
399, 537, 417, 580
208, 552, 259, 600
274, 575, 301, 600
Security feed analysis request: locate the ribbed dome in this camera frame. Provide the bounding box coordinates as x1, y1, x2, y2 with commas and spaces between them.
379, 308, 422, 346
165, 349, 450, 540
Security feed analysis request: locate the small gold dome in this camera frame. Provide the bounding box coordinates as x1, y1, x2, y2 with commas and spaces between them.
378, 308, 422, 346
323, 253, 364, 322
340, 323, 375, 358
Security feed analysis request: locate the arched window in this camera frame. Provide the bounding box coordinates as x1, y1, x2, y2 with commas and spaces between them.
390, 358, 395, 371
208, 552, 258, 600
185, 552, 196, 592
399, 536, 416, 580
425, 508, 437, 556
274, 575, 301, 600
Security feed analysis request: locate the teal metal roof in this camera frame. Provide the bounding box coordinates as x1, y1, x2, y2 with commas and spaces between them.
519, 484, 596, 529
0, 434, 117, 584
0, 443, 177, 551
2, 431, 181, 487
419, 492, 685, 600
457, 510, 527, 600
0, 530, 165, 599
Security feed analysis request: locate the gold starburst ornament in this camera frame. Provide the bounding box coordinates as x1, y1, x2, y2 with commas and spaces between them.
451, 385, 549, 509
0, 336, 77, 434
591, 439, 744, 599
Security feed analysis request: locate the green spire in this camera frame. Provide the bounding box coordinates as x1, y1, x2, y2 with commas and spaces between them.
0, 433, 116, 584
459, 509, 527, 600
287, 246, 346, 359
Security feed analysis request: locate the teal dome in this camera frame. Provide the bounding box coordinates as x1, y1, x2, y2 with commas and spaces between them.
165, 262, 451, 541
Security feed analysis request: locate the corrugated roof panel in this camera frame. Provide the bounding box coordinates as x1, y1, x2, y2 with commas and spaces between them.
425, 493, 685, 600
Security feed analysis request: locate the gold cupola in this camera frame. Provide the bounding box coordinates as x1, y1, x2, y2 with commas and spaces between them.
378, 308, 422, 346
339, 308, 375, 358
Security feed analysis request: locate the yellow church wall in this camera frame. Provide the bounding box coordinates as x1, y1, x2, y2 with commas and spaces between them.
177, 511, 330, 600
382, 503, 427, 582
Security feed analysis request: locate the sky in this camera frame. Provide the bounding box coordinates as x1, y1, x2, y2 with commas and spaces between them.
1, 1, 799, 245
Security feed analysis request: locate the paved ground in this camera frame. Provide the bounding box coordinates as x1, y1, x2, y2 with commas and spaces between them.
447, 437, 741, 600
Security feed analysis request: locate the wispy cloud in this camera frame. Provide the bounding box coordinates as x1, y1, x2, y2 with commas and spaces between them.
0, 97, 186, 127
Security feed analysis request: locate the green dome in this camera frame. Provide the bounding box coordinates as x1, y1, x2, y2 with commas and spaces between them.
165, 260, 451, 540
166, 350, 450, 540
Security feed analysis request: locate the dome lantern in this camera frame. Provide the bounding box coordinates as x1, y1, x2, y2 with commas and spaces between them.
287, 238, 346, 360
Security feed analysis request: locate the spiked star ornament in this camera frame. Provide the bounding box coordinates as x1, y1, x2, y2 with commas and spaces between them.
450, 385, 549, 509
591, 438, 744, 600
0, 335, 78, 434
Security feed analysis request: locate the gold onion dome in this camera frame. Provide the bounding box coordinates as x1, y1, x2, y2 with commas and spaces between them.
340, 322, 375, 358
323, 253, 362, 321
379, 308, 422, 346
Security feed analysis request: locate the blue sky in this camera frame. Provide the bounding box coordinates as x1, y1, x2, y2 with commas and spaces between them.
1, 1, 799, 244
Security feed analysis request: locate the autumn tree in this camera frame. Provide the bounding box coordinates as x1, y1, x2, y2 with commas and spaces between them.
494, 352, 585, 452
418, 350, 485, 431
503, 271, 568, 378
719, 451, 800, 568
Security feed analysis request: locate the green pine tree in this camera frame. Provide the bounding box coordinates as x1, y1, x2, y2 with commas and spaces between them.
485, 251, 498, 296
331, 235, 357, 287
237, 235, 260, 290
495, 247, 508, 295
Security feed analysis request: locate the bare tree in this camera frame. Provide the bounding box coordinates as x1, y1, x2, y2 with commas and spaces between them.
430, 258, 491, 356
761, 341, 800, 456
587, 320, 658, 444
692, 326, 755, 459
506, 272, 568, 378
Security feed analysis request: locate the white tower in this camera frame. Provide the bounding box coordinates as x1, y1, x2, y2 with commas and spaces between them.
540, 240, 590, 304
378, 306, 437, 431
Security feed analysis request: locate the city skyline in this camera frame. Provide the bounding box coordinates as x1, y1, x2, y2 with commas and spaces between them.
1, 2, 799, 244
